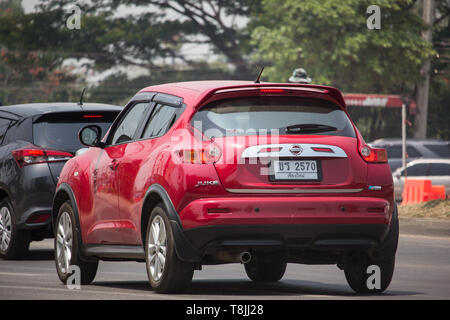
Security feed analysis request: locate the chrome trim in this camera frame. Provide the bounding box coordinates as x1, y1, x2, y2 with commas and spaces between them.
241, 144, 347, 159
225, 188, 364, 194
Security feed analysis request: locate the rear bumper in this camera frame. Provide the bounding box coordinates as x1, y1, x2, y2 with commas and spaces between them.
178, 196, 392, 230
185, 223, 388, 251
174, 196, 394, 263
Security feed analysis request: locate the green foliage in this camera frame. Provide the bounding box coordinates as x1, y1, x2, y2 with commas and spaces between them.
251, 0, 434, 93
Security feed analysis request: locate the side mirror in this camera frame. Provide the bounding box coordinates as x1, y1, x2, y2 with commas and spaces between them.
394, 173, 401, 179
79, 125, 102, 147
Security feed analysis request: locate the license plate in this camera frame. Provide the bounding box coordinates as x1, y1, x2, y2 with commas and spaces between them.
271, 160, 319, 180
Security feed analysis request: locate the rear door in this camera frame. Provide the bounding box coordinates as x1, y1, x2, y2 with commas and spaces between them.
116, 100, 184, 244
192, 96, 367, 193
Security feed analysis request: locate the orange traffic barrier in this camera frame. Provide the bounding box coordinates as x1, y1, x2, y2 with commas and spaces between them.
401, 179, 447, 205
429, 185, 446, 201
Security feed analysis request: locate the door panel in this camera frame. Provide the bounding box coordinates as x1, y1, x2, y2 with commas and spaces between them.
85, 146, 125, 244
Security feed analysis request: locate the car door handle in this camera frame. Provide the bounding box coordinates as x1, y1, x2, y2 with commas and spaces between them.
109, 159, 119, 171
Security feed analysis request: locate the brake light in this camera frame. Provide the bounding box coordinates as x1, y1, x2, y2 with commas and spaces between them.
259, 89, 286, 94
359, 145, 387, 163
83, 115, 103, 118
311, 147, 334, 153
12, 147, 73, 168
178, 144, 222, 164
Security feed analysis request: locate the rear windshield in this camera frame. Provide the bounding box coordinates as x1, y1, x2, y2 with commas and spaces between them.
33, 112, 119, 153
425, 144, 450, 158
192, 97, 355, 138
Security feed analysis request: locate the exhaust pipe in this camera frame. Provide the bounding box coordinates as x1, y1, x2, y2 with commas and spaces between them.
240, 251, 252, 264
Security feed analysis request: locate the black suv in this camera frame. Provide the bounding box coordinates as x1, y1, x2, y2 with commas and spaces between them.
0, 103, 122, 259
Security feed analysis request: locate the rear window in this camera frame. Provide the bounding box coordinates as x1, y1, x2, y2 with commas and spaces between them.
192, 97, 355, 138
33, 112, 119, 153
425, 144, 450, 158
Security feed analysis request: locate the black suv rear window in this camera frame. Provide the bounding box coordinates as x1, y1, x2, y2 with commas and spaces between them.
33, 112, 119, 153
192, 97, 355, 138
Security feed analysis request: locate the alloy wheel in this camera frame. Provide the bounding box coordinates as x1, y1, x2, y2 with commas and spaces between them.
147, 215, 167, 282
56, 212, 73, 274
0, 206, 12, 252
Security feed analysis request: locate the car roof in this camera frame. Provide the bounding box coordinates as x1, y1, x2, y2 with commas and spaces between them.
138, 80, 346, 108
0, 102, 123, 118
392, 158, 450, 174
407, 158, 450, 165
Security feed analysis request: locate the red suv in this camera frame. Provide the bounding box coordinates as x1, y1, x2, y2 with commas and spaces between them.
53, 81, 398, 294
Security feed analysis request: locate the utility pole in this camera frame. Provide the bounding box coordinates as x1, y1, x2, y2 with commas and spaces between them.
414, 0, 435, 139
402, 104, 407, 173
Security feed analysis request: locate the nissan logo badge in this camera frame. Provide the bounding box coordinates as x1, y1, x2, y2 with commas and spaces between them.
289, 145, 303, 155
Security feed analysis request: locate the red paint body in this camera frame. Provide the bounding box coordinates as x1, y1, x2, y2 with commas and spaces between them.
56, 81, 394, 246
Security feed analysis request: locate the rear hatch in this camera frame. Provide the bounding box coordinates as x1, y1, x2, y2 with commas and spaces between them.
192, 96, 367, 193
33, 111, 119, 184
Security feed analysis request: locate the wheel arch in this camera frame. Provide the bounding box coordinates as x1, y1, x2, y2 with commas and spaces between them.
141, 184, 201, 263
52, 183, 82, 241
140, 184, 181, 246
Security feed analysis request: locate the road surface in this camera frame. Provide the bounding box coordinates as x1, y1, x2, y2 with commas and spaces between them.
0, 234, 449, 300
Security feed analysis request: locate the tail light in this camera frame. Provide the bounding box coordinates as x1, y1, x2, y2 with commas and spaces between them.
359, 145, 388, 163
12, 147, 73, 168
177, 143, 222, 164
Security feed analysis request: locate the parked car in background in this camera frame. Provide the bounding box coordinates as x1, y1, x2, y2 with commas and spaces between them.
392, 159, 450, 201
0, 103, 122, 259
369, 139, 450, 172
53, 81, 398, 294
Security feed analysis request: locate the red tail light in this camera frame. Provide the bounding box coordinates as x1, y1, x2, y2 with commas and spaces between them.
259, 89, 286, 94
12, 147, 73, 168
359, 145, 388, 163
177, 144, 222, 164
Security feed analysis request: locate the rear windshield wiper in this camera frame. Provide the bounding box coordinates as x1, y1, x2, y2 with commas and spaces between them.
284, 123, 338, 134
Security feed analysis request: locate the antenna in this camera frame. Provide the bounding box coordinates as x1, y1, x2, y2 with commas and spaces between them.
254, 66, 265, 84
78, 87, 86, 110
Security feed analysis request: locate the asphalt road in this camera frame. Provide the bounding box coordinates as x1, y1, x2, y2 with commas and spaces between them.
0, 234, 449, 300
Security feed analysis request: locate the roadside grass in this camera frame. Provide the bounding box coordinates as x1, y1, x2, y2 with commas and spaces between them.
398, 199, 450, 220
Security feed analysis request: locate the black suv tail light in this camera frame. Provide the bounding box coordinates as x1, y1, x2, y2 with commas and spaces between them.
12, 146, 73, 168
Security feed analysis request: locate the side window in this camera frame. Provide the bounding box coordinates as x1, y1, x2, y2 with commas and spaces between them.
0, 118, 12, 144
406, 163, 429, 176
429, 164, 450, 176
406, 146, 422, 158
111, 102, 150, 145
141, 104, 178, 139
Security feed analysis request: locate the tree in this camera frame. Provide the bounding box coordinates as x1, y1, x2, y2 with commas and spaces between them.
251, 0, 434, 91
250, 0, 439, 140
24, 0, 259, 73
0, 1, 79, 104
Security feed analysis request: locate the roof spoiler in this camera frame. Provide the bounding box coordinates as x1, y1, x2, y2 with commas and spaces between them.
194, 83, 346, 109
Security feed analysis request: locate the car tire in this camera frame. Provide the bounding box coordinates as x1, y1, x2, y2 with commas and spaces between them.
343, 204, 398, 294
244, 253, 287, 282
0, 198, 30, 259
145, 204, 194, 293
55, 201, 98, 285
344, 253, 395, 294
